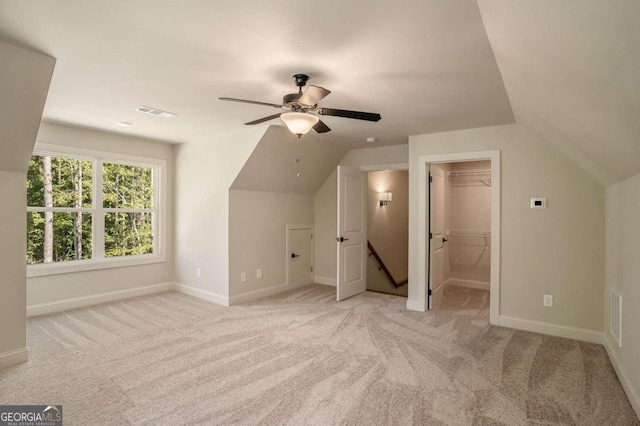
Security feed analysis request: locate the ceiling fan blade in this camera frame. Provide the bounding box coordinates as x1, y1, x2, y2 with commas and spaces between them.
298, 85, 331, 106
219, 97, 283, 108
317, 108, 381, 122
244, 113, 282, 125
313, 119, 331, 134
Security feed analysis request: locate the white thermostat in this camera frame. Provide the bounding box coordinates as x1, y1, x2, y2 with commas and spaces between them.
530, 198, 546, 209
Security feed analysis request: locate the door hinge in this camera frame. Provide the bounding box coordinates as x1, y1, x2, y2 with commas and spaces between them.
429, 174, 433, 183
429, 232, 433, 239
310, 266, 313, 272
428, 289, 432, 296
310, 233, 313, 240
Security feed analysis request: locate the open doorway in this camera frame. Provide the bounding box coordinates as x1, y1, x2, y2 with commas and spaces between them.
430, 161, 491, 312
417, 150, 500, 324
366, 170, 409, 297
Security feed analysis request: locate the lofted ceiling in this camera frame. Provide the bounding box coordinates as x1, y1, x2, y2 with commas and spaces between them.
0, 0, 512, 149
1, 1, 639, 185
478, 0, 640, 185
231, 125, 348, 195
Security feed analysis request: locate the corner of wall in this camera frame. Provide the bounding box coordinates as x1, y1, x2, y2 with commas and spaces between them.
602, 334, 640, 419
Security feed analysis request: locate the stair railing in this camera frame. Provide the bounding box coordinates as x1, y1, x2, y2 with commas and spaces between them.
367, 240, 408, 289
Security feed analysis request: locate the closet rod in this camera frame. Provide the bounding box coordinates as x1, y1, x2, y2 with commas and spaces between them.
447, 169, 491, 177
448, 230, 491, 237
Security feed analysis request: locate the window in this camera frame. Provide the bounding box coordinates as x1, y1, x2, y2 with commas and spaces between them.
27, 145, 166, 276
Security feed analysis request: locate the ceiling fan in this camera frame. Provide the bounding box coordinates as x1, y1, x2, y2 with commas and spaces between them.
219, 74, 381, 137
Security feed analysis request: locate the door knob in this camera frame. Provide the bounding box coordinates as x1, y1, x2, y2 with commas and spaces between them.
443, 238, 448, 243
291, 253, 300, 258
336, 237, 350, 242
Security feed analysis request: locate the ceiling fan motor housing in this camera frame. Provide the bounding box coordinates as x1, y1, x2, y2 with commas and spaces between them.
283, 92, 303, 108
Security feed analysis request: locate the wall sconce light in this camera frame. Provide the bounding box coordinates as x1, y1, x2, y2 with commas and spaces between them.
379, 192, 392, 206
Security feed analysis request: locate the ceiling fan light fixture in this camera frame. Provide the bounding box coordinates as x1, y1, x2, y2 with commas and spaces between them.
280, 112, 319, 137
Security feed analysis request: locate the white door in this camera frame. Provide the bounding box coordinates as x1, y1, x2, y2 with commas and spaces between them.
428, 164, 445, 309
288, 226, 313, 287
336, 166, 367, 301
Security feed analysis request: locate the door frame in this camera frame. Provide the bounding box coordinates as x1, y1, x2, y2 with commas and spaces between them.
417, 150, 500, 325
286, 223, 314, 288
358, 162, 409, 294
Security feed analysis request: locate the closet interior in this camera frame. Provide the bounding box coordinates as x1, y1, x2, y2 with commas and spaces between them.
442, 160, 492, 301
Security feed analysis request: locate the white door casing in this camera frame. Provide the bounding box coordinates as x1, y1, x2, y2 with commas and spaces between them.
428, 165, 445, 309
336, 166, 367, 301
286, 224, 313, 288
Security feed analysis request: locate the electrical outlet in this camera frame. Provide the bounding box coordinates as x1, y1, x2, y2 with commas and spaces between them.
543, 294, 553, 307
196, 268, 201, 278
240, 272, 246, 282
256, 269, 262, 278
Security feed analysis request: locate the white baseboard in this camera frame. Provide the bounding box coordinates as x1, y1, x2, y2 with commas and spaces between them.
0, 347, 29, 369
497, 315, 603, 344
602, 335, 640, 419
406, 299, 424, 312
448, 278, 490, 291
314, 276, 336, 286
27, 282, 175, 317
173, 283, 229, 307
229, 283, 288, 305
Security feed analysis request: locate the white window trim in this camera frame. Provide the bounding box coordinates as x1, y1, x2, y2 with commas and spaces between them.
27, 143, 167, 277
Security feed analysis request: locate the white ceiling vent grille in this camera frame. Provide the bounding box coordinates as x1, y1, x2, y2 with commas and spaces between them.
135, 105, 177, 118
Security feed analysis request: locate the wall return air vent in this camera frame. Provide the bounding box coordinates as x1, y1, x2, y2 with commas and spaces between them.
135, 105, 177, 118
610, 289, 622, 347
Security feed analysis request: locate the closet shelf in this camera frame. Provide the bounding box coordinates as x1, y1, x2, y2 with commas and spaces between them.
447, 169, 491, 177
448, 230, 491, 237
448, 169, 491, 187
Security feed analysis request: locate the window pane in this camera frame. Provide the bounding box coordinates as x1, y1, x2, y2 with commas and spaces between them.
103, 163, 153, 209
27, 155, 93, 208
27, 212, 93, 264
104, 212, 154, 257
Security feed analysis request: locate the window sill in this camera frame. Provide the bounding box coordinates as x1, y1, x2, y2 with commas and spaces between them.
27, 254, 166, 278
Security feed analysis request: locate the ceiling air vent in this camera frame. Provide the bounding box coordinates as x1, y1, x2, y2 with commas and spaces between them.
135, 105, 177, 118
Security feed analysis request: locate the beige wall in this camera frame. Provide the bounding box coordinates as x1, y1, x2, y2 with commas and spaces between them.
229, 190, 313, 299
313, 169, 338, 285
605, 172, 640, 415
27, 123, 175, 306
409, 124, 604, 331
174, 127, 266, 302
0, 40, 55, 366
0, 172, 30, 359
340, 145, 409, 169
367, 170, 408, 283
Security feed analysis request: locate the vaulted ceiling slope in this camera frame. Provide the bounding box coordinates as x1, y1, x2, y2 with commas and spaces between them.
0, 1, 512, 148
231, 125, 348, 195
478, 0, 640, 186
0, 40, 55, 173
1, 2, 637, 186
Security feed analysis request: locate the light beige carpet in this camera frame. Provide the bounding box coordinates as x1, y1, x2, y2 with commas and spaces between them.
0, 284, 637, 425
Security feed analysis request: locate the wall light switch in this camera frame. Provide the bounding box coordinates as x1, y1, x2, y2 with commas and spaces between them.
256, 269, 262, 278
196, 268, 201, 278
240, 272, 246, 282
543, 294, 553, 307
